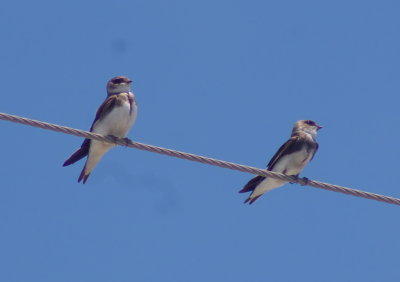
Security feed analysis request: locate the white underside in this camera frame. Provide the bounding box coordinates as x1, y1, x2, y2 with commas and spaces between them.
250, 149, 313, 198
84, 98, 137, 175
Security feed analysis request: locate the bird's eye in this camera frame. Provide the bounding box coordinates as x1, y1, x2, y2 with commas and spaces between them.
112, 78, 123, 84
305, 120, 315, 126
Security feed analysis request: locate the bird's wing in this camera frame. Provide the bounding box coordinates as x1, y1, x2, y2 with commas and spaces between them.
63, 95, 118, 166
267, 136, 304, 170
89, 95, 119, 131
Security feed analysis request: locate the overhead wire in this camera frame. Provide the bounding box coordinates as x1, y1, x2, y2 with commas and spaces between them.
1, 112, 399, 206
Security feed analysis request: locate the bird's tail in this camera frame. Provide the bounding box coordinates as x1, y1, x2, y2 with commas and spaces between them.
76, 142, 112, 184
244, 195, 262, 205
78, 164, 90, 184
239, 175, 267, 205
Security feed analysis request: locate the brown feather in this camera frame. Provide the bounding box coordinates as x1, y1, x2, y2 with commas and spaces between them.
239, 175, 265, 193
63, 139, 90, 166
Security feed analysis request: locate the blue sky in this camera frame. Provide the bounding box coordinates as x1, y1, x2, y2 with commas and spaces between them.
1, 1, 400, 281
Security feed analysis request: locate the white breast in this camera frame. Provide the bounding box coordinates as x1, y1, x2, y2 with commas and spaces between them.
93, 97, 137, 138
271, 149, 312, 176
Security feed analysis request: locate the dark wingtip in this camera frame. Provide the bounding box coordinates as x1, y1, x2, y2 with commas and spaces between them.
239, 175, 266, 193
63, 140, 90, 167
63, 154, 81, 167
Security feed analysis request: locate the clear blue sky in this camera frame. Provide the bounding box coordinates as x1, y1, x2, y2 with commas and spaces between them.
1, 1, 399, 281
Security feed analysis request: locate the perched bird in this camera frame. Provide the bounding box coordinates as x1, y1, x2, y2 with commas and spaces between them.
239, 120, 322, 204
63, 76, 137, 183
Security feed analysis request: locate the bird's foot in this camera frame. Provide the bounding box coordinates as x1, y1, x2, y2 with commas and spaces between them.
106, 135, 120, 144
122, 137, 131, 146
300, 177, 310, 186
289, 174, 300, 184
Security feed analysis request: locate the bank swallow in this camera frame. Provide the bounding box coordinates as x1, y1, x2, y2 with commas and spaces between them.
63, 76, 138, 183
239, 120, 322, 204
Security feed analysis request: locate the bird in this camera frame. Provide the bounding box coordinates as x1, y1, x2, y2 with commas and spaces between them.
63, 76, 138, 184
239, 120, 322, 204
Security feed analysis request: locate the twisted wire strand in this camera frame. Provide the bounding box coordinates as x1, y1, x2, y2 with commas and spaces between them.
1, 112, 400, 206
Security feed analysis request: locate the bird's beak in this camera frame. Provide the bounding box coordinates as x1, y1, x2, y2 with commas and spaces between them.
127, 80, 133, 83
317, 125, 323, 130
